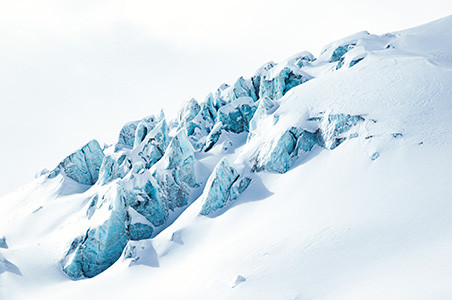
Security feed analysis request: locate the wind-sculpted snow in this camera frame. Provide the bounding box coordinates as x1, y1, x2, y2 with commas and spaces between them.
48, 140, 105, 185
200, 159, 251, 216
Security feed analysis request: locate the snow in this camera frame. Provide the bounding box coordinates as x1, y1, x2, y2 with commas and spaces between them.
1, 15, 452, 299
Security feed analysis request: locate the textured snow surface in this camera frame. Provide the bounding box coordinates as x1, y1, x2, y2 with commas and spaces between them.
1, 16, 452, 299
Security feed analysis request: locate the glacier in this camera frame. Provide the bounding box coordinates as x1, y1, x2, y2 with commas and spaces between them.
54, 46, 371, 277
2, 16, 452, 299
34, 26, 401, 279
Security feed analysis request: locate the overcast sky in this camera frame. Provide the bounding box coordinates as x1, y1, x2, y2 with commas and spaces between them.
1, 0, 451, 196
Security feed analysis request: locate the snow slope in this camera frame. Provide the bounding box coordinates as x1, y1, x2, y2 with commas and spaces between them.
1, 16, 452, 299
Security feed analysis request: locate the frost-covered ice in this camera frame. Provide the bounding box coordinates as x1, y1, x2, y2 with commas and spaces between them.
2, 16, 452, 299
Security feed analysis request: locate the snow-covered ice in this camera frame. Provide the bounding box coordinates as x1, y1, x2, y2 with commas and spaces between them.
1, 15, 452, 299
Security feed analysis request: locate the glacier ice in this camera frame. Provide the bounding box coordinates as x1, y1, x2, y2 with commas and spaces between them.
119, 172, 167, 227
63, 189, 128, 279
217, 97, 258, 134
116, 121, 139, 150
0, 254, 21, 276
336, 57, 345, 70
251, 61, 276, 98
54, 35, 384, 280
128, 222, 153, 241
134, 118, 169, 169
228, 76, 257, 102
184, 96, 217, 149
257, 52, 314, 101
99, 116, 169, 186
330, 44, 355, 62
259, 66, 311, 100
315, 114, 365, 150
200, 159, 251, 215
291, 51, 316, 67
154, 129, 198, 210
249, 96, 279, 138
371, 152, 380, 160
98, 153, 132, 185
178, 98, 201, 125
0, 237, 7, 249
63, 128, 202, 279
203, 97, 257, 151
134, 115, 158, 147
253, 127, 311, 173
48, 140, 105, 185
204, 123, 223, 152
349, 57, 364, 68
230, 275, 246, 288
212, 83, 230, 109
252, 114, 365, 173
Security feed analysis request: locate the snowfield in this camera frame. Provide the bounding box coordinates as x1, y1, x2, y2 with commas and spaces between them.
1, 16, 452, 299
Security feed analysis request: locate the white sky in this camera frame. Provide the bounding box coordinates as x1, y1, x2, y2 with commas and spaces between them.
1, 0, 451, 196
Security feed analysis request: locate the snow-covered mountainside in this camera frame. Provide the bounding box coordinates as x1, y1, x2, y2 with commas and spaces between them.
1, 16, 452, 299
